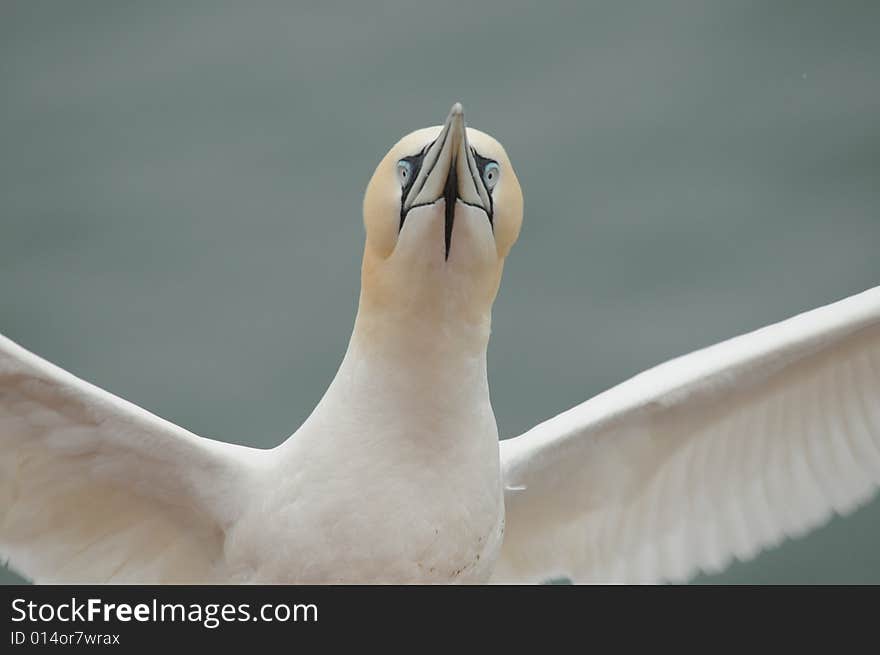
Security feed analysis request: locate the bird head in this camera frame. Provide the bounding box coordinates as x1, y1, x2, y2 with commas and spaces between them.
361, 103, 523, 323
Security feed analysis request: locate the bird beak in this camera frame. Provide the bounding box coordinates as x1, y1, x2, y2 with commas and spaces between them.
402, 103, 492, 258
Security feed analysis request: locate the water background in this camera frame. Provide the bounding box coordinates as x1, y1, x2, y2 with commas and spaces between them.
2, 1, 879, 583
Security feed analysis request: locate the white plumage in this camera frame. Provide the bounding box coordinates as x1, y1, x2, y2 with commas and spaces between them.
2, 105, 879, 583
0, 332, 258, 583
494, 285, 880, 583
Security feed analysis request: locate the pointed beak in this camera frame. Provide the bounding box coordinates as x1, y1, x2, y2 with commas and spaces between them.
401, 103, 491, 258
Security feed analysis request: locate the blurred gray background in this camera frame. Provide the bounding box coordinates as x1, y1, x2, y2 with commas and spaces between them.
2, 1, 878, 584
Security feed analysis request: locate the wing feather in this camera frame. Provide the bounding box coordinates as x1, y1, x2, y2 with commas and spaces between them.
0, 333, 259, 583
494, 286, 880, 583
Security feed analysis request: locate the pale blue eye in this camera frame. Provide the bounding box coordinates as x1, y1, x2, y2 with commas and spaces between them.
482, 162, 500, 190
397, 159, 413, 185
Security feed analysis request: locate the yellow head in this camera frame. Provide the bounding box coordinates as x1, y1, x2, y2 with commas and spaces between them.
361, 103, 523, 323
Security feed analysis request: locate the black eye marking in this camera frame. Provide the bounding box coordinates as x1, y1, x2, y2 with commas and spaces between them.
471, 149, 497, 223
397, 142, 498, 241
400, 143, 430, 194
398, 144, 430, 232
399, 154, 422, 196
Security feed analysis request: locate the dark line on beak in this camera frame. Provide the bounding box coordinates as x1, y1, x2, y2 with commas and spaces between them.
464, 147, 492, 230
443, 159, 457, 260
412, 130, 448, 205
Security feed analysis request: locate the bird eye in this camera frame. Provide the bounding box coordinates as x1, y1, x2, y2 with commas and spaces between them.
482, 162, 500, 190
397, 160, 413, 185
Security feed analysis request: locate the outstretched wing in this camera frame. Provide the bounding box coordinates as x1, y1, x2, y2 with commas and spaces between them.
494, 286, 880, 583
0, 333, 260, 583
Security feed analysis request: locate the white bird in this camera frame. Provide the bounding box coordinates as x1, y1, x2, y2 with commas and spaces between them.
2, 103, 879, 584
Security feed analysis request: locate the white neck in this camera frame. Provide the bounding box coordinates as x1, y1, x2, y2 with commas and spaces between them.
284, 296, 497, 453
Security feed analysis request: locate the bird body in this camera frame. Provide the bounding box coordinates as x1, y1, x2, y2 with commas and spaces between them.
224, 303, 505, 583
2, 104, 878, 584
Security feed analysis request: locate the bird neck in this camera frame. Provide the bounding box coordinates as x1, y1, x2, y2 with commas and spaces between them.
351, 292, 492, 361
290, 295, 495, 451
341, 297, 492, 407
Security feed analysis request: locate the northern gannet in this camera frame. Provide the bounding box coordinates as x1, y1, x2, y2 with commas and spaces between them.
1, 104, 879, 584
